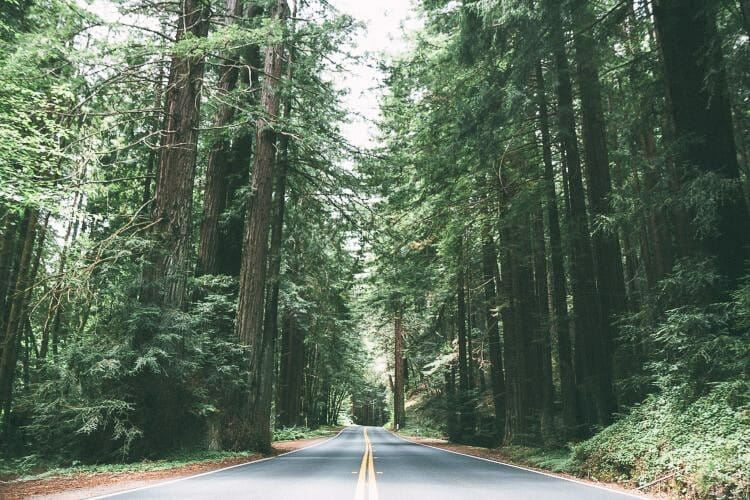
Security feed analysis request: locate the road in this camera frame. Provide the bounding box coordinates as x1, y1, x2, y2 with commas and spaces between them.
96, 426, 644, 499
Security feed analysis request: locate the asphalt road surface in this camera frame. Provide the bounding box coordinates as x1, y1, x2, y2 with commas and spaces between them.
96, 426, 644, 500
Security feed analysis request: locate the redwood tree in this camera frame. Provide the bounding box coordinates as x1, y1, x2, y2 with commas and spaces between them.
144, 0, 209, 309
234, 0, 288, 452
544, 0, 612, 430
652, 0, 750, 287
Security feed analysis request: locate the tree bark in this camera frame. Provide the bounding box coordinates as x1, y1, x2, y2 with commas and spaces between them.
393, 309, 406, 429
570, 0, 624, 420
740, 0, 750, 36
456, 248, 475, 439
233, 0, 289, 452
535, 60, 577, 435
0, 208, 38, 427
545, 0, 611, 431
143, 0, 209, 309
0, 212, 20, 339
465, 277, 475, 392
197, 0, 260, 276
276, 312, 304, 427
265, 7, 295, 424
653, 0, 750, 288
481, 231, 505, 443
499, 224, 527, 445
531, 206, 555, 444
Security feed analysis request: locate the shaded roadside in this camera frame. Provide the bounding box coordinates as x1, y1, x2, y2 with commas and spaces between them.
0, 434, 335, 499
394, 433, 662, 500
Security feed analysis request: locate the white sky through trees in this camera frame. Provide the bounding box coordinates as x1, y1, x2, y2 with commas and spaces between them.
327, 0, 417, 149
81, 0, 417, 148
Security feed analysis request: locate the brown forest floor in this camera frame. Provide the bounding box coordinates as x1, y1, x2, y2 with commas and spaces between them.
0, 436, 330, 500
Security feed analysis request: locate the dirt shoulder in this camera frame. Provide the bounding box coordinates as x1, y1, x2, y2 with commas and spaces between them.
0, 435, 334, 500
395, 433, 660, 500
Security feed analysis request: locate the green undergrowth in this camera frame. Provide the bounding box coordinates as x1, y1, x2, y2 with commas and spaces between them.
569, 384, 750, 499
394, 395, 448, 439
401, 380, 749, 498
474, 384, 750, 499
271, 425, 339, 441
395, 424, 447, 439
0, 449, 259, 482
495, 446, 573, 474
2, 427, 339, 481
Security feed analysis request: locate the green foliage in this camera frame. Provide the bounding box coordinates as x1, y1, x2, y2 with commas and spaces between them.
619, 261, 750, 398
0, 0, 89, 213
359, 0, 750, 495
396, 405, 447, 439
396, 425, 446, 439
573, 273, 750, 497
401, 393, 450, 436
1, 449, 259, 480
1, 3, 748, 500
502, 447, 573, 474
13, 271, 248, 463
271, 426, 337, 441
570, 384, 750, 498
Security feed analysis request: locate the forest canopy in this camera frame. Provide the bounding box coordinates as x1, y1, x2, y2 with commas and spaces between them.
1, 0, 749, 497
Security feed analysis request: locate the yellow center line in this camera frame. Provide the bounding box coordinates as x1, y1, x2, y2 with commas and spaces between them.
367, 431, 379, 500
354, 428, 379, 500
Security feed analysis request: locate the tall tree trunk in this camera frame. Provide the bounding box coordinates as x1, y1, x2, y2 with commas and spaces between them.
19, 212, 48, 389
393, 309, 406, 430
265, 6, 295, 425
531, 206, 555, 444
624, 0, 673, 285
535, 60, 577, 436
570, 0, 623, 420
218, 39, 264, 277
499, 224, 529, 445
445, 365, 459, 440
276, 312, 304, 427
443, 308, 460, 440
233, 0, 288, 452
264, 150, 288, 423
456, 247, 475, 439
465, 276, 475, 392
143, 0, 209, 309
0, 208, 38, 428
481, 231, 505, 443
639, 130, 673, 282
545, 0, 610, 431
740, 0, 750, 36
653, 0, 750, 288
513, 219, 541, 444
303, 341, 320, 427
0, 212, 20, 338
197, 0, 260, 276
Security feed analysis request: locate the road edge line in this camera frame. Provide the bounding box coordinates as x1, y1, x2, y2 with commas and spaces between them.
88, 427, 349, 499
388, 430, 646, 500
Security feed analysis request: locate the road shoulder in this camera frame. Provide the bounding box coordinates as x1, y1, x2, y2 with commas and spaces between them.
0, 435, 333, 500
394, 433, 661, 499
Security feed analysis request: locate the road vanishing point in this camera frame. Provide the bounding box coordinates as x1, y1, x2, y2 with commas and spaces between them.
95, 426, 644, 499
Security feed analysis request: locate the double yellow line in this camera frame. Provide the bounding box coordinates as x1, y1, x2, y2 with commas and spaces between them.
354, 428, 379, 500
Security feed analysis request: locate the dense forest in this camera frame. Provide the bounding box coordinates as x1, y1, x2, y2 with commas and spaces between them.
1, 0, 749, 497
